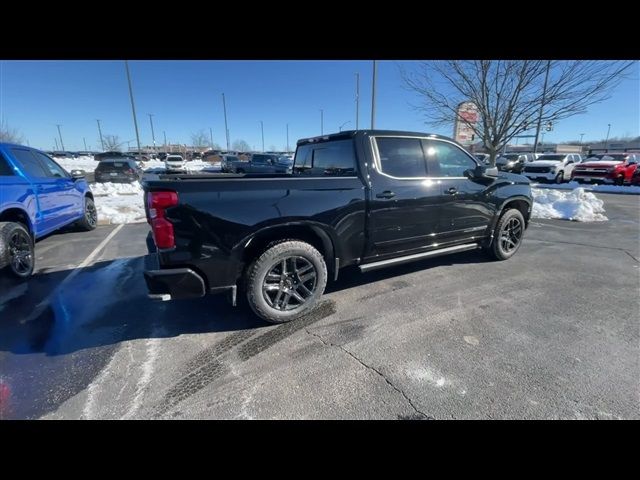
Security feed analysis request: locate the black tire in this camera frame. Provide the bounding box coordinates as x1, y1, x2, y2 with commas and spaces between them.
76, 196, 98, 231
616, 176, 625, 186
485, 209, 526, 261
555, 171, 564, 183
245, 240, 328, 324
236, 168, 245, 174
0, 222, 35, 278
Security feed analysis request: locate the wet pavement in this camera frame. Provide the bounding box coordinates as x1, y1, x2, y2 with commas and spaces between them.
0, 193, 638, 419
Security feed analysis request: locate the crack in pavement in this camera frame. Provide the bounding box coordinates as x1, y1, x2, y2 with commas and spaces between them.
305, 328, 434, 420
527, 238, 640, 263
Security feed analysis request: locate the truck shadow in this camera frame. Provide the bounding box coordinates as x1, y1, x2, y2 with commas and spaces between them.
0, 249, 490, 357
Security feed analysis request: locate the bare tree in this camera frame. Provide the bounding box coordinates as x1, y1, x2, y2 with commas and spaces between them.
402, 60, 633, 165
102, 134, 121, 151
191, 130, 209, 149
0, 121, 25, 143
232, 139, 251, 151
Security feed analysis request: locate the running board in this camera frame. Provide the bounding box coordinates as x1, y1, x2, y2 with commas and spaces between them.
359, 243, 480, 273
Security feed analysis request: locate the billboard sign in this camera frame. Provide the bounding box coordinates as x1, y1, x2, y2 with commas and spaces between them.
453, 101, 479, 145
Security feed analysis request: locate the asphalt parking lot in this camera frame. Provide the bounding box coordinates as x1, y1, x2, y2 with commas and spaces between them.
0, 193, 638, 420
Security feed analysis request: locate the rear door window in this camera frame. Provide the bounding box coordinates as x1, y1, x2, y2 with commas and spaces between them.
375, 137, 427, 178
0, 152, 15, 176
10, 148, 48, 177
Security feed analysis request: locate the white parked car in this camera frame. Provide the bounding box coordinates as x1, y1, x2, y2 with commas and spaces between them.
164, 154, 186, 172
522, 153, 582, 183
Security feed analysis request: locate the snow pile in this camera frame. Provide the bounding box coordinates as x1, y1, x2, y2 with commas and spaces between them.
54, 156, 97, 173
532, 187, 608, 222
531, 181, 640, 195
90, 181, 142, 196
89, 181, 145, 225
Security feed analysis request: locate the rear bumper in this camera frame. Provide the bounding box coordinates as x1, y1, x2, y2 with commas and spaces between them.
144, 268, 206, 300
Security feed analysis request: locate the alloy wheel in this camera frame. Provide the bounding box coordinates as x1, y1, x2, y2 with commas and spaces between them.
262, 256, 317, 311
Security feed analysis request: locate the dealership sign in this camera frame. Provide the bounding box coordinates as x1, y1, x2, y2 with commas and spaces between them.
454, 102, 479, 145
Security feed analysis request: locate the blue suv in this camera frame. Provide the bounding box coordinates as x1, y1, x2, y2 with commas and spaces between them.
0, 143, 97, 278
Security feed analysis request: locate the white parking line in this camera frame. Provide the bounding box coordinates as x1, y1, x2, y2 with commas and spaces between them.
21, 224, 125, 324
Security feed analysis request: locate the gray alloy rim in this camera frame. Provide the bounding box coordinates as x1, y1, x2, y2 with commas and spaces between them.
86, 200, 97, 227
500, 217, 523, 253
9, 229, 33, 275
262, 256, 317, 311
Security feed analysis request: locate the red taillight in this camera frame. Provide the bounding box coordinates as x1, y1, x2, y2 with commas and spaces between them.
147, 191, 178, 249
125, 168, 134, 174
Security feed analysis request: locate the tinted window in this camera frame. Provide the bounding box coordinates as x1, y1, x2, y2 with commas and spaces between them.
294, 145, 313, 170
33, 152, 69, 178
0, 152, 15, 176
252, 154, 270, 164
10, 149, 48, 177
424, 140, 476, 177
375, 137, 427, 178
310, 140, 356, 176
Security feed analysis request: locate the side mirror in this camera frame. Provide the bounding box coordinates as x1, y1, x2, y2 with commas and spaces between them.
467, 164, 497, 179
70, 169, 85, 179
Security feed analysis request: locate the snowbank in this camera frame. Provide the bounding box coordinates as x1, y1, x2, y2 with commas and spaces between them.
532, 188, 608, 222
89, 181, 145, 225
54, 156, 97, 173
531, 181, 640, 195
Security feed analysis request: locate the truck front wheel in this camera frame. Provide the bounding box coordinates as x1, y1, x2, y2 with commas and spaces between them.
245, 240, 328, 323
485, 209, 525, 261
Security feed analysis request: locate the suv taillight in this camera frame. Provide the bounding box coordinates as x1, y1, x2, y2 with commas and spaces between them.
147, 191, 178, 249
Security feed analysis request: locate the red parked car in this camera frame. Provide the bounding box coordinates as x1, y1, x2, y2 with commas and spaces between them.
571, 153, 639, 185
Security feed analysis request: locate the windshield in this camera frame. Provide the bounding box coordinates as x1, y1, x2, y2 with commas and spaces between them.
586, 155, 623, 161
536, 155, 565, 161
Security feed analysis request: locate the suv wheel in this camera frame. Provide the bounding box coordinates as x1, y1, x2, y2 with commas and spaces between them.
245, 240, 328, 323
555, 171, 564, 183
0, 222, 35, 278
76, 196, 98, 231
485, 209, 525, 261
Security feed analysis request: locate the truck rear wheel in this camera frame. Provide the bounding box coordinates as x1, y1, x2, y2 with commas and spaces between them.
0, 222, 35, 278
245, 240, 328, 324
485, 209, 525, 261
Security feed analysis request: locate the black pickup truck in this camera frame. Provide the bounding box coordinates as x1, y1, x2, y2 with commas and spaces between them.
143, 130, 532, 323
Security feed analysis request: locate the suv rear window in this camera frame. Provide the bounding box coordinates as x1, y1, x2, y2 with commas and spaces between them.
0, 152, 15, 176
97, 161, 132, 170
294, 139, 357, 176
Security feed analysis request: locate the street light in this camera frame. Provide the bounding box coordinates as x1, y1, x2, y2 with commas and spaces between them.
124, 61, 142, 157
56, 124, 65, 151
96, 119, 105, 151
605, 124, 611, 151
339, 121, 351, 132
260, 121, 265, 152
320, 109, 324, 135
148, 114, 156, 153
579, 133, 585, 149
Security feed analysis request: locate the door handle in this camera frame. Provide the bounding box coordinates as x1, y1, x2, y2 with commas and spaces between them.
376, 191, 396, 199
446, 187, 458, 195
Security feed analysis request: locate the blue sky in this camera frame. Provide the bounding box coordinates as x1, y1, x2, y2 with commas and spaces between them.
0, 60, 638, 151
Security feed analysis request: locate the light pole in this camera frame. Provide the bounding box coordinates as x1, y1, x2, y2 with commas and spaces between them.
96, 119, 105, 151
355, 72, 360, 130
371, 60, 377, 129
148, 114, 156, 153
286, 123, 289, 152
56, 124, 65, 151
209, 127, 214, 148
222, 93, 230, 151
605, 124, 611, 151
163, 131, 167, 150
83, 137, 87, 151
339, 121, 351, 132
533, 60, 551, 155
260, 121, 265, 152
124, 60, 142, 157
54, 138, 59, 150
320, 109, 324, 135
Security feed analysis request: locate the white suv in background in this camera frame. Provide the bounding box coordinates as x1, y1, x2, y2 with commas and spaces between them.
522, 153, 582, 183
164, 154, 186, 172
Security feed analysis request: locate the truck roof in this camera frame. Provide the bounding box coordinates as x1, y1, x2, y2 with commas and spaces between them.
296, 130, 456, 146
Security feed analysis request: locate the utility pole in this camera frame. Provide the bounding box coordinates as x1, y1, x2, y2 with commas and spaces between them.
56, 124, 65, 151
209, 127, 214, 148
124, 60, 142, 157
355, 72, 360, 130
54, 138, 58, 150
148, 114, 156, 153
83, 137, 87, 151
579, 133, 585, 148
222, 93, 230, 151
605, 124, 611, 151
371, 60, 377, 129
260, 121, 265, 152
163, 131, 167, 149
320, 109, 324, 135
286, 123, 289, 152
533, 60, 551, 155
96, 119, 105, 151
